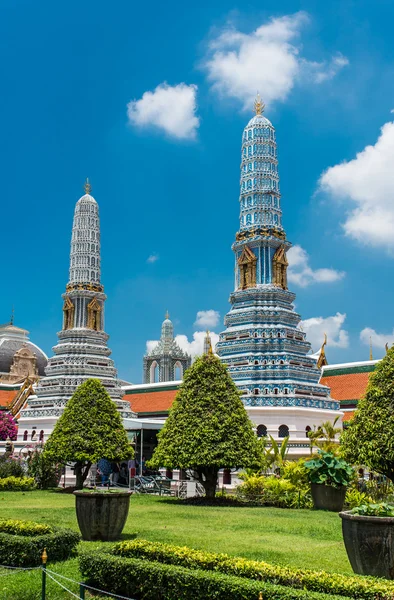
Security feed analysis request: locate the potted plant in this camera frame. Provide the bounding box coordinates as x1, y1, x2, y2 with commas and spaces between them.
304, 450, 353, 511
340, 503, 394, 579
43, 379, 134, 541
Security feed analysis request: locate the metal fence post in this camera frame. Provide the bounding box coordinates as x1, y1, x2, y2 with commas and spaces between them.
41, 548, 47, 600
79, 583, 86, 599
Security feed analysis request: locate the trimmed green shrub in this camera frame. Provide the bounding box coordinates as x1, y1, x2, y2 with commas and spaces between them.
80, 549, 351, 600
113, 539, 394, 600
236, 474, 312, 508
0, 518, 80, 566
0, 455, 25, 479
27, 450, 61, 489
0, 477, 35, 491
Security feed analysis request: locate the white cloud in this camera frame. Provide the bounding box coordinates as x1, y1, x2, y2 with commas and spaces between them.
194, 310, 220, 328
175, 331, 220, 358
360, 327, 394, 350
319, 121, 394, 250
203, 12, 347, 110
146, 331, 220, 359
146, 254, 159, 264
300, 312, 349, 352
127, 82, 199, 140
287, 245, 345, 287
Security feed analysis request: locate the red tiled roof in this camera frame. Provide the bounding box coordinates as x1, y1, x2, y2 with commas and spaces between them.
342, 411, 355, 422
321, 372, 372, 401
124, 389, 178, 414
0, 390, 18, 407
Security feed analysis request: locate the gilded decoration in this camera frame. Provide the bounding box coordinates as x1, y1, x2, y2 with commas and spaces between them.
87, 297, 102, 331
236, 227, 286, 242
317, 333, 328, 369
238, 246, 257, 290
272, 245, 288, 290
63, 297, 75, 330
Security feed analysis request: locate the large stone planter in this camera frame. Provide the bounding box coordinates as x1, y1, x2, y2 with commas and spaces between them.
340, 511, 394, 579
74, 491, 131, 541
311, 483, 346, 512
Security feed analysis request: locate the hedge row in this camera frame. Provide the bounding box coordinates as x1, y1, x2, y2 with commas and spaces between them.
114, 539, 394, 600
0, 519, 51, 536
0, 520, 80, 567
0, 477, 35, 491
79, 550, 352, 600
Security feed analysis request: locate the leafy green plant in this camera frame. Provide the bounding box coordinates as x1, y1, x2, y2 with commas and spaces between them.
27, 449, 62, 489
80, 547, 355, 600
149, 354, 259, 498
345, 488, 373, 509
235, 474, 312, 508
0, 455, 25, 479
304, 451, 354, 488
350, 503, 394, 517
0, 519, 80, 566
341, 347, 394, 482
0, 476, 35, 491
107, 538, 394, 600
308, 417, 342, 454
281, 459, 309, 487
44, 379, 133, 489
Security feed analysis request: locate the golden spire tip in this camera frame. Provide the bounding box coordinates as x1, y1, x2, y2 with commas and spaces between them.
165, 310, 170, 320
84, 178, 91, 194
369, 336, 373, 361
254, 93, 265, 116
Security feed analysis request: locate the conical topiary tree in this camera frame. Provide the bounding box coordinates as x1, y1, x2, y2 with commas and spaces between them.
341, 347, 394, 481
149, 353, 259, 498
43, 379, 133, 489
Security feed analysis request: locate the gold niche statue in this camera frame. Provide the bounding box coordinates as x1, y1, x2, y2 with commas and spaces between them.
238, 246, 257, 290
272, 245, 288, 290
87, 297, 102, 331
63, 297, 75, 330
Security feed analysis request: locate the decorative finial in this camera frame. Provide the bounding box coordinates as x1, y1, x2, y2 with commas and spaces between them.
386, 342, 389, 354
9, 306, 14, 326
254, 93, 265, 116
84, 178, 91, 195
317, 333, 328, 369
165, 310, 170, 320
369, 337, 373, 361
204, 330, 213, 355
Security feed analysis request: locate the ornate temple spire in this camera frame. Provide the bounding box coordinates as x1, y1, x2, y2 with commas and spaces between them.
254, 93, 265, 115
204, 330, 213, 355
369, 337, 373, 361
68, 181, 101, 287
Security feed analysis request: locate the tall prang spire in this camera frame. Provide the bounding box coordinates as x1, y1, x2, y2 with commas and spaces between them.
19, 183, 135, 425
216, 102, 341, 442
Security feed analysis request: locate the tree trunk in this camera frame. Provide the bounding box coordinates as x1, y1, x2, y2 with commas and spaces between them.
201, 467, 219, 499
74, 461, 91, 490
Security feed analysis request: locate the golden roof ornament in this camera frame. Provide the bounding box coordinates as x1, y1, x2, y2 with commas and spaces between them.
254, 93, 265, 116
165, 310, 170, 320
369, 337, 373, 361
84, 178, 91, 195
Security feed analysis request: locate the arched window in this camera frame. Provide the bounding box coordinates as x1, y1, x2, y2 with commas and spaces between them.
278, 424, 289, 438
39, 430, 44, 442
174, 361, 183, 380
254, 360, 259, 365
150, 361, 159, 383
254, 388, 259, 395
23, 430, 28, 441
274, 388, 279, 395
31, 430, 37, 441
305, 426, 312, 438
256, 424, 267, 438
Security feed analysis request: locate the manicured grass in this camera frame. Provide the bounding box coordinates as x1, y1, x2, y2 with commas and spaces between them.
0, 490, 351, 599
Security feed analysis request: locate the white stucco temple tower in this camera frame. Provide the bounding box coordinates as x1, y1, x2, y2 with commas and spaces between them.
18, 181, 134, 438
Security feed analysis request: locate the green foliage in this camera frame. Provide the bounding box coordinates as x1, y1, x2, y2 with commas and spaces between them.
281, 459, 309, 487
308, 417, 342, 454
304, 451, 354, 488
80, 548, 353, 600
0, 476, 35, 491
350, 502, 394, 517
109, 539, 394, 600
0, 454, 25, 478
0, 519, 52, 536
0, 519, 80, 566
236, 474, 311, 508
149, 354, 259, 497
341, 347, 394, 481
43, 378, 133, 488
27, 450, 62, 489
263, 435, 290, 471
345, 488, 373, 509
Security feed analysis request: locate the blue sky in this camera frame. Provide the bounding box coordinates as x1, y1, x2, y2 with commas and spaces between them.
2, 0, 394, 383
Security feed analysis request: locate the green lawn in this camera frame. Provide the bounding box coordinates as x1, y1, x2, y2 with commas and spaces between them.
0, 491, 351, 599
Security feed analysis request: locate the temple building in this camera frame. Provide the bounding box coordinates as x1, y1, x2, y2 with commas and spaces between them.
214, 96, 342, 453
0, 321, 47, 384
143, 313, 191, 383
17, 181, 135, 442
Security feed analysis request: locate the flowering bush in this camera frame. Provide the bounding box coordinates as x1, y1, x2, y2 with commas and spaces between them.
0, 413, 17, 441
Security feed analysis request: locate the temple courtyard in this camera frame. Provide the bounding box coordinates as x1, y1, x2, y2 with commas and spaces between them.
1, 491, 350, 599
